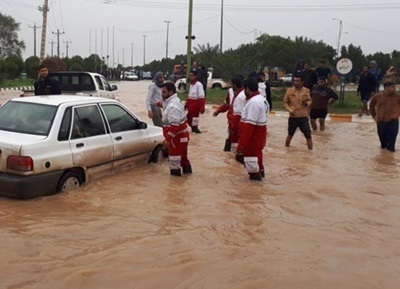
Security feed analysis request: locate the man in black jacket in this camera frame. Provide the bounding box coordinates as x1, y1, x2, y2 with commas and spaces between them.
357, 66, 376, 116
34, 64, 61, 95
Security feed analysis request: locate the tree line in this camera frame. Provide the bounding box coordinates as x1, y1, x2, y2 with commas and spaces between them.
1, 11, 399, 83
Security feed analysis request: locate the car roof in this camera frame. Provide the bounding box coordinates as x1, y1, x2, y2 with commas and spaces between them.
49, 71, 102, 77
9, 95, 117, 106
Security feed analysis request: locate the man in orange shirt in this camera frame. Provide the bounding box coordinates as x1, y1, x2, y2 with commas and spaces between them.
283, 74, 313, 150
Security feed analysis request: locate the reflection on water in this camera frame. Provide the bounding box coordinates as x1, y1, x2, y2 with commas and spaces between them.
1, 82, 399, 289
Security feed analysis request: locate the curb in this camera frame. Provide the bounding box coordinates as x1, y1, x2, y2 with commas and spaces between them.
0, 86, 34, 91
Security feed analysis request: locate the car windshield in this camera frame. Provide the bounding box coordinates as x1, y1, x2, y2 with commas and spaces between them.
0, 101, 57, 135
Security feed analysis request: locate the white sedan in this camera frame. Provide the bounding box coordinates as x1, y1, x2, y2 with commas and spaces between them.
279, 73, 293, 84
0, 95, 164, 199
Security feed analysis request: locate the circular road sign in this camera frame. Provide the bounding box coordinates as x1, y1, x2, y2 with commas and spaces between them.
336, 58, 353, 75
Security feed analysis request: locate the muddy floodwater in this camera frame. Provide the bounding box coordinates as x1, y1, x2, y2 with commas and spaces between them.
1, 81, 399, 289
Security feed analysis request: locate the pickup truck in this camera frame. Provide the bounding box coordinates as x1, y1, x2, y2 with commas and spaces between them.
175, 69, 230, 92
21, 71, 119, 100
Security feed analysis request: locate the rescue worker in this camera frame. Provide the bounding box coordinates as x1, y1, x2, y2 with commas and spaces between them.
237, 77, 269, 181
160, 82, 192, 176
213, 76, 246, 153
186, 69, 205, 133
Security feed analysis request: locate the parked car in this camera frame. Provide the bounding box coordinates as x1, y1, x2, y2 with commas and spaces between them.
142, 71, 152, 80
0, 95, 164, 199
124, 72, 139, 81
279, 73, 293, 84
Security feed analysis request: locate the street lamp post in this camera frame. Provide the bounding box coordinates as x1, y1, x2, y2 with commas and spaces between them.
332, 18, 343, 58
164, 20, 171, 59
142, 35, 147, 65
130, 42, 134, 68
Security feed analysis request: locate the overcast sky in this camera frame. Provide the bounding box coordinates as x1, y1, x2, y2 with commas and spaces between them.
3, 0, 400, 67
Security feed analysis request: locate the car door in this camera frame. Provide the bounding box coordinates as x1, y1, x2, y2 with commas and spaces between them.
69, 104, 114, 177
100, 103, 152, 169
94, 75, 117, 99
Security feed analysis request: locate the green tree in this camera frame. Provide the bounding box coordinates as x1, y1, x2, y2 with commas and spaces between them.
4, 61, 18, 79
83, 54, 102, 72
70, 55, 84, 68
5, 54, 23, 78
41, 57, 67, 72
24, 56, 40, 79
0, 12, 25, 57
69, 63, 83, 71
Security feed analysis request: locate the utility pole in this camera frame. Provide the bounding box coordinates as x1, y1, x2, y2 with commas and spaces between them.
38, 0, 49, 62
122, 48, 125, 68
186, 0, 194, 83
52, 29, 65, 57
142, 35, 147, 65
220, 0, 223, 53
112, 26, 115, 69
63, 41, 72, 58
333, 18, 343, 58
29, 23, 41, 57
107, 27, 110, 67
48, 40, 55, 57
130, 42, 134, 68
164, 20, 171, 59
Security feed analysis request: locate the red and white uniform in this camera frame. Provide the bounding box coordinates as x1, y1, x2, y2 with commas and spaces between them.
162, 93, 191, 171
214, 88, 246, 152
186, 80, 205, 127
230, 89, 246, 152
237, 92, 269, 175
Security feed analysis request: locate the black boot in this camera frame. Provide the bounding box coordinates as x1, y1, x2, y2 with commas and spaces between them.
249, 173, 262, 181
162, 148, 169, 158
235, 153, 244, 164
191, 126, 201, 134
170, 169, 181, 176
223, 139, 231, 151
182, 165, 193, 174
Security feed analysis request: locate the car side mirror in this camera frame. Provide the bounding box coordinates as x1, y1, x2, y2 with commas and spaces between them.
112, 85, 118, 91
139, 121, 147, 129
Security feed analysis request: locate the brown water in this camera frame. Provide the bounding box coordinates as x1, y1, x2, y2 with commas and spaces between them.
1, 82, 399, 289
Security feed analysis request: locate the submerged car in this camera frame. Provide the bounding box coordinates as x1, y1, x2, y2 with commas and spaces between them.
0, 95, 164, 199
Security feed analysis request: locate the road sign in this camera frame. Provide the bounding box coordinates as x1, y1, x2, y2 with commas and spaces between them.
336, 58, 353, 75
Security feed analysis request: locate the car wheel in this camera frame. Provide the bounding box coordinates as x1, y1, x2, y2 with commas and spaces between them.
150, 145, 163, 163
57, 171, 83, 193
212, 83, 222, 89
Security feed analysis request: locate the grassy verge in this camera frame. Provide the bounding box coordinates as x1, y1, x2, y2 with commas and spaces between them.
178, 87, 363, 114
0, 79, 35, 88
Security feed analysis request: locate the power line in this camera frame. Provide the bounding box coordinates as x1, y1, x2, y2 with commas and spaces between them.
82, 0, 400, 12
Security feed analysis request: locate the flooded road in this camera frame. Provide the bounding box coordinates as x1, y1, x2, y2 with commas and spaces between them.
1, 81, 399, 289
